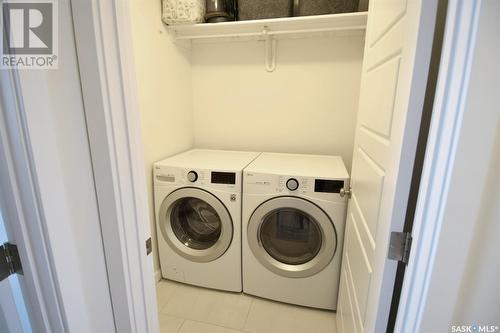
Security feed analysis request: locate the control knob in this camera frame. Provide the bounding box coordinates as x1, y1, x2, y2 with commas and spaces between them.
187, 171, 198, 182
286, 178, 299, 191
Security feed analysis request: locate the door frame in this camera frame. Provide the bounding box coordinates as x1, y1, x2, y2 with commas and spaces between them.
0, 0, 484, 332
395, 0, 484, 330
69, 1, 159, 332
70, 0, 486, 331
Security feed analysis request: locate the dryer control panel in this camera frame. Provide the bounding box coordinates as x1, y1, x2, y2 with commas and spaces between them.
244, 172, 349, 202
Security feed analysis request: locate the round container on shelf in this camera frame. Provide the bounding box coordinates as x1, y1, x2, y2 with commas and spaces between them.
162, 0, 206, 25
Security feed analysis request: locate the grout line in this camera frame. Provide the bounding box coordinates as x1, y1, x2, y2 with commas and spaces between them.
241, 296, 254, 331
177, 318, 186, 333
182, 319, 248, 332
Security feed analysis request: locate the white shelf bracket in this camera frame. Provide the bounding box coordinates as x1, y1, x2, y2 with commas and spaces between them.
263, 27, 277, 72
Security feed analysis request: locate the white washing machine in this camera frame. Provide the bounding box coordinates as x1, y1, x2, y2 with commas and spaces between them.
242, 152, 349, 309
154, 149, 260, 292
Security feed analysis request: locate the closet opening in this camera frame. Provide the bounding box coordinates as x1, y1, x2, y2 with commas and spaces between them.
70, 0, 443, 332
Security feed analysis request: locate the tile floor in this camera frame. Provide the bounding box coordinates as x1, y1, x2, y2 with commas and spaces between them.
156, 279, 337, 333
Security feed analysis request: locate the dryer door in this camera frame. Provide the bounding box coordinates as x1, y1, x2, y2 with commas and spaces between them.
159, 188, 233, 262
248, 196, 336, 278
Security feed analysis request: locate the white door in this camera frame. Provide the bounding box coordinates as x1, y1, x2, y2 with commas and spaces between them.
337, 1, 438, 332
0, 213, 32, 333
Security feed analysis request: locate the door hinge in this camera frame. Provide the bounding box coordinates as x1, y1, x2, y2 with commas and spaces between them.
388, 232, 412, 265
145, 237, 152, 255
0, 242, 23, 281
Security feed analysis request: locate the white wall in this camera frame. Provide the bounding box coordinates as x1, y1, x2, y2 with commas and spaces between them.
451, 0, 500, 324
129, 0, 194, 275
192, 35, 364, 170
453, 130, 500, 324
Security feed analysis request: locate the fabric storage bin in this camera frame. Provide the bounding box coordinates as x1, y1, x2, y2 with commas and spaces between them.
294, 0, 360, 16
238, 0, 292, 21
162, 0, 205, 25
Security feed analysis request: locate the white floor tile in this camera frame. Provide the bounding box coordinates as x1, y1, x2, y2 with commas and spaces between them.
161, 282, 203, 318
244, 297, 336, 333
157, 280, 336, 333
188, 288, 252, 330
157, 280, 179, 312
159, 314, 184, 333
244, 298, 300, 333
179, 320, 243, 333
292, 306, 336, 333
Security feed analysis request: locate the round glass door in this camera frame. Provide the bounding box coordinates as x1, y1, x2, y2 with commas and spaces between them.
170, 197, 222, 250
260, 208, 322, 265
159, 188, 233, 262
248, 197, 336, 278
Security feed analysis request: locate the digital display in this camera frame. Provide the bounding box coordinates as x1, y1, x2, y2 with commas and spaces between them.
314, 179, 344, 193
211, 172, 236, 185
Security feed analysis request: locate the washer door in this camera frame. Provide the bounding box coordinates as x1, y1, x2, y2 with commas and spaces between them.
248, 196, 336, 278
159, 188, 233, 262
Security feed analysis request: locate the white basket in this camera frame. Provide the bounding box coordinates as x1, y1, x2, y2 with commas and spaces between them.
162, 0, 206, 25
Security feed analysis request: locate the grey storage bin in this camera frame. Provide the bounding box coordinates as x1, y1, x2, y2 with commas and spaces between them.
294, 0, 360, 16
238, 0, 292, 21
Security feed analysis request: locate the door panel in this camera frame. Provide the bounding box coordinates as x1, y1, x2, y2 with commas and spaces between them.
338, 222, 359, 333
337, 0, 437, 331
360, 58, 401, 138
352, 149, 385, 237
351, 196, 375, 255
367, 1, 407, 47
346, 258, 364, 333
345, 214, 371, 321
357, 128, 389, 168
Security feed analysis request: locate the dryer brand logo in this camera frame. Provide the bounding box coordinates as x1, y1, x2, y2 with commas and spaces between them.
1, 0, 58, 69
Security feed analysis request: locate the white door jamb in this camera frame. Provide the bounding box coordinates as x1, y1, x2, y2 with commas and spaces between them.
70, 1, 159, 332
395, 1, 482, 331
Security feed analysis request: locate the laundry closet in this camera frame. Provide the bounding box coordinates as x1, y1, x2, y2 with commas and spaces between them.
127, 1, 437, 332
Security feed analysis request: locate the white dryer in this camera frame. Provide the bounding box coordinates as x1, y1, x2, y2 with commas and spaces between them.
242, 152, 349, 309
154, 149, 260, 292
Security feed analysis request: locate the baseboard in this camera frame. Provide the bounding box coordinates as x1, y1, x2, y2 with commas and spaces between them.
154, 268, 162, 283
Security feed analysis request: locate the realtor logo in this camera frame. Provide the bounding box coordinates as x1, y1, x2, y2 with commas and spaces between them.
1, 0, 58, 69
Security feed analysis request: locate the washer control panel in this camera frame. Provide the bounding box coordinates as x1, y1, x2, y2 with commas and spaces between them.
154, 165, 240, 190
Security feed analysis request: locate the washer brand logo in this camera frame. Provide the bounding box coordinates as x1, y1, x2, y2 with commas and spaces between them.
1, 0, 58, 69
